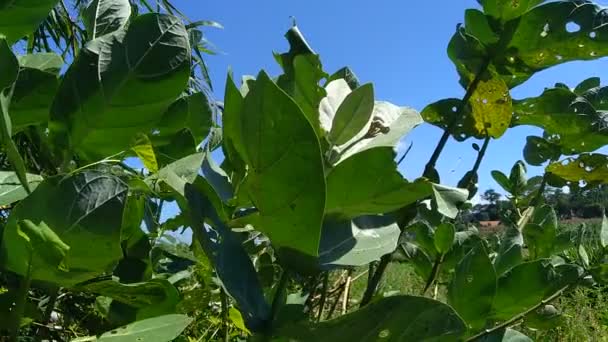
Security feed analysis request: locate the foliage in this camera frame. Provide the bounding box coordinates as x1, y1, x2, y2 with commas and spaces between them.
0, 0, 607, 341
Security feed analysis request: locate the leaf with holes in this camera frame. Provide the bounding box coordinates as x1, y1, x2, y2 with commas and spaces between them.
469, 78, 512, 138
547, 154, 608, 186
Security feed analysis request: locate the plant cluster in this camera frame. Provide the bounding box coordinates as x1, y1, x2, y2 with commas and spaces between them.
0, 0, 608, 341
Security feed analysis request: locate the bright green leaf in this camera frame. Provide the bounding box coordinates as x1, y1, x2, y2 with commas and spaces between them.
131, 134, 158, 173
328, 83, 374, 146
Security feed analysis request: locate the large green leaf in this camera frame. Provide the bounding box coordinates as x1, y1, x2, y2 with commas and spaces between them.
0, 0, 59, 44
10, 53, 62, 132
152, 92, 213, 154
318, 215, 400, 269
73, 314, 193, 342
50, 13, 190, 161
492, 260, 558, 321
238, 71, 325, 260
434, 222, 455, 255
0, 37, 30, 192
325, 147, 432, 219
512, 83, 608, 154
523, 136, 561, 166
448, 243, 496, 331
523, 205, 559, 259
274, 296, 466, 341
184, 178, 270, 331
1, 171, 127, 286
83, 0, 131, 40
451, 1, 608, 88
546, 154, 608, 186
328, 83, 374, 146
275, 26, 327, 137
0, 171, 43, 206
77, 278, 179, 319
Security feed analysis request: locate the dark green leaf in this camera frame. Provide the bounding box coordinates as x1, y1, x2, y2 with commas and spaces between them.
0, 171, 43, 206
465, 9, 499, 45
0, 0, 59, 44
491, 170, 511, 193
523, 136, 561, 166
478, 328, 533, 342
327, 67, 360, 90
434, 223, 455, 254
50, 13, 190, 161
328, 83, 374, 146
326, 147, 432, 219
524, 304, 563, 330
494, 225, 524, 276
574, 77, 600, 95
238, 71, 325, 259
509, 161, 527, 195
319, 215, 400, 269
480, 0, 545, 22
274, 296, 466, 341
448, 243, 496, 331
523, 205, 558, 259
1, 171, 127, 286
83, 0, 131, 40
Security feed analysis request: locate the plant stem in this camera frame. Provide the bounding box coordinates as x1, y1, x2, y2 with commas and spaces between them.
465, 285, 569, 341
471, 136, 491, 176
532, 172, 550, 207
220, 288, 230, 342
341, 270, 353, 314
36, 287, 60, 341
424, 58, 491, 178
10, 262, 32, 342
421, 254, 444, 296
270, 270, 289, 322
360, 254, 391, 307
317, 273, 329, 322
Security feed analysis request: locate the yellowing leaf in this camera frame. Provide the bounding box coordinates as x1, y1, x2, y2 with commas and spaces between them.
131, 134, 158, 173
469, 78, 512, 138
229, 307, 251, 335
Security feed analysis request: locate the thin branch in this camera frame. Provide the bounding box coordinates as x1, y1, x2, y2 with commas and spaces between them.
360, 254, 391, 307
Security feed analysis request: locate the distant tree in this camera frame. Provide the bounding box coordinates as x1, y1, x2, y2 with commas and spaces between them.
482, 189, 501, 206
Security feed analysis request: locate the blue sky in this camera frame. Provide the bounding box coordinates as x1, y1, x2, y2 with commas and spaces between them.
174, 0, 608, 196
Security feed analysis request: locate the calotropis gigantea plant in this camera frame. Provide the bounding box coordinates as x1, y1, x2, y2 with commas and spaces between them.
0, 0, 607, 341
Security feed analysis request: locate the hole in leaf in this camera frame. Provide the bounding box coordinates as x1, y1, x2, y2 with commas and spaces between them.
580, 180, 587, 187
590, 51, 597, 56
579, 162, 585, 168
541, 23, 550, 37
482, 98, 488, 104
590, 31, 597, 39
578, 43, 585, 48
556, 55, 563, 60
466, 275, 474, 283
562, 186, 569, 192
378, 330, 390, 338
585, 166, 593, 172
566, 22, 581, 33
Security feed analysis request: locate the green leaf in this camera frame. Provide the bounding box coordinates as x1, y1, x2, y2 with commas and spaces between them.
16, 219, 70, 272
319, 215, 400, 269
50, 13, 190, 161
201, 150, 233, 202
469, 78, 512, 138
131, 134, 158, 173
184, 178, 270, 331
480, 0, 545, 22
0, 0, 59, 44
574, 77, 600, 95
509, 161, 527, 195
18, 53, 63, 73
492, 260, 556, 320
431, 183, 468, 219
328, 83, 374, 146
0, 171, 43, 206
327, 67, 360, 90
523, 136, 561, 166
477, 328, 533, 342
77, 278, 179, 319
524, 304, 563, 330
448, 243, 496, 331
0, 37, 30, 193
601, 213, 608, 249
523, 205, 558, 259
74, 314, 193, 342
274, 296, 466, 341
275, 26, 327, 137
153, 92, 213, 153
494, 226, 524, 276
465, 9, 499, 45
238, 71, 325, 259
513, 85, 608, 154
326, 147, 432, 219
547, 154, 608, 186
11, 54, 62, 132
491, 170, 512, 193
153, 152, 205, 197
228, 307, 251, 335
83, 0, 131, 40
1, 171, 127, 286
434, 223, 455, 255
408, 222, 437, 259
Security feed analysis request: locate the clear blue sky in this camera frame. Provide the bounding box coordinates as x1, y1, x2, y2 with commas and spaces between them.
174, 0, 608, 197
